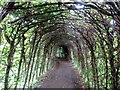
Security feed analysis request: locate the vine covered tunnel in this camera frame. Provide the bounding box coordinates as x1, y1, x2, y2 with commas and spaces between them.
0, 0, 120, 90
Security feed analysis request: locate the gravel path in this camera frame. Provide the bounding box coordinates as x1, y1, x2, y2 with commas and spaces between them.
40, 60, 86, 88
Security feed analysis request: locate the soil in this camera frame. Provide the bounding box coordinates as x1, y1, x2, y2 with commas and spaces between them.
39, 59, 86, 88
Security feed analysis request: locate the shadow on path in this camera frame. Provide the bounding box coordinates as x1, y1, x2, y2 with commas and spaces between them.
40, 59, 86, 88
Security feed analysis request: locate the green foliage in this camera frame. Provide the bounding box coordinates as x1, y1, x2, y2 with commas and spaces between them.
0, 1, 120, 90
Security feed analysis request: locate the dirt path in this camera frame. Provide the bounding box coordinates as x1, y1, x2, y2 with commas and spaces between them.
40, 59, 86, 88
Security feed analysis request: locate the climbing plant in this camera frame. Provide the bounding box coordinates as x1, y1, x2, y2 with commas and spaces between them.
0, 1, 120, 90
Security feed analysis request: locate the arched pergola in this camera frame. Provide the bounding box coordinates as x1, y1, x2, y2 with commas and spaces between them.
0, 1, 120, 90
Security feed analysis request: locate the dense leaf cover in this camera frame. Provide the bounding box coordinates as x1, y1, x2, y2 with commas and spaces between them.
0, 1, 120, 90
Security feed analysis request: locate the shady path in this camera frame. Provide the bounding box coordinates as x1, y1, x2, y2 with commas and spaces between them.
40, 59, 86, 88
